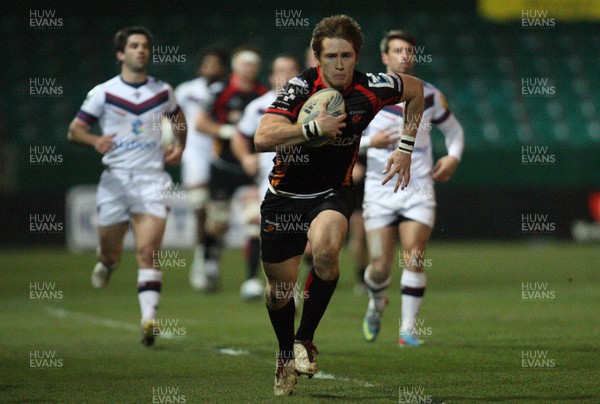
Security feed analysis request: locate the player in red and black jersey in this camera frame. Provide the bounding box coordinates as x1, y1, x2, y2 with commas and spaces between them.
195, 47, 268, 291
254, 15, 424, 396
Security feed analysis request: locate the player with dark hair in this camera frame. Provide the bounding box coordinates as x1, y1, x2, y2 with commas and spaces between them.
68, 26, 186, 346
254, 15, 424, 395
360, 30, 464, 345
175, 49, 227, 290
195, 46, 268, 291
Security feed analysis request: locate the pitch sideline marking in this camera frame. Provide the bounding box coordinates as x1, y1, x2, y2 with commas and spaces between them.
44, 306, 178, 339
45, 306, 375, 387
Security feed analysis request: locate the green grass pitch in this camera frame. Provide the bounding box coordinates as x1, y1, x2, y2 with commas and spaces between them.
1, 242, 599, 403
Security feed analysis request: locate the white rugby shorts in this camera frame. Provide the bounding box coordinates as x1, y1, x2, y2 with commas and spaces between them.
96, 169, 172, 226
181, 133, 213, 187
362, 177, 436, 231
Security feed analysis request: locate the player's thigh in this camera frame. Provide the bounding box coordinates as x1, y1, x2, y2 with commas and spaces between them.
307, 210, 348, 261
366, 226, 396, 275
98, 222, 129, 257
399, 220, 432, 253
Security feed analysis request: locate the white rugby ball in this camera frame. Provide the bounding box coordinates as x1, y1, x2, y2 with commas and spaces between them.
297, 88, 345, 147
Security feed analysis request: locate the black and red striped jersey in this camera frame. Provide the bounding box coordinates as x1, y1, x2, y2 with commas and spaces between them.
212, 73, 268, 164
265, 66, 404, 195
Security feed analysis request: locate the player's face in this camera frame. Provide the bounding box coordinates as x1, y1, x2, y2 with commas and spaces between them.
269, 58, 300, 93
118, 34, 150, 73
199, 55, 225, 81
234, 58, 260, 82
316, 38, 357, 91
382, 38, 415, 75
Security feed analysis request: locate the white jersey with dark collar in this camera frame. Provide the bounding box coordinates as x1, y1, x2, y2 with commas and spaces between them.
76, 75, 179, 171
363, 80, 453, 182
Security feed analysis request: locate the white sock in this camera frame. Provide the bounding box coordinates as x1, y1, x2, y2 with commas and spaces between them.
205, 259, 219, 278
137, 269, 162, 324
400, 270, 426, 335
364, 266, 390, 311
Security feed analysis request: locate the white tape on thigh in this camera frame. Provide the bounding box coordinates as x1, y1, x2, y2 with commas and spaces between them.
187, 188, 209, 210
241, 200, 261, 224
206, 201, 230, 229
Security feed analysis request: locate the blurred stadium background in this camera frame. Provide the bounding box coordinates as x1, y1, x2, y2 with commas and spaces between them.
2, 1, 600, 402
1, 0, 599, 245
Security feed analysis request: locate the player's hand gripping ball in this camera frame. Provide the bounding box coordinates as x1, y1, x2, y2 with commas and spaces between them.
298, 88, 345, 147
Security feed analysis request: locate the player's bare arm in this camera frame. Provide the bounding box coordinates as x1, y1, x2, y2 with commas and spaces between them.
371, 125, 400, 149
382, 74, 424, 192
164, 109, 186, 166
255, 100, 346, 152
231, 132, 258, 176
432, 156, 459, 183
195, 110, 237, 140
68, 118, 114, 154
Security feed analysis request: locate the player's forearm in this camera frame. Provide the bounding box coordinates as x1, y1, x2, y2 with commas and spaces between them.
173, 111, 187, 148
231, 133, 252, 161
437, 114, 464, 161
68, 122, 98, 147
399, 95, 424, 155
255, 120, 305, 152
196, 112, 236, 140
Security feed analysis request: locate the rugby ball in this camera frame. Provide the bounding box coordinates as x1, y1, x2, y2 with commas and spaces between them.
297, 88, 345, 147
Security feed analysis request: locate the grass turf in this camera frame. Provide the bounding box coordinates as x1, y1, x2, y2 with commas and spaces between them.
1, 242, 599, 403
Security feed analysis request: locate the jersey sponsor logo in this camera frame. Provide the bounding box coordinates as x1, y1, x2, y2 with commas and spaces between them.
331, 133, 361, 147
366, 73, 395, 89
112, 140, 158, 151
288, 77, 309, 88
132, 119, 143, 135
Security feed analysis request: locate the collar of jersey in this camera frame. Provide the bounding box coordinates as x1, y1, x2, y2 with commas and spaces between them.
119, 76, 148, 89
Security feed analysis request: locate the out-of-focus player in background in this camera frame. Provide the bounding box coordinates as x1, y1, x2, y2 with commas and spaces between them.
175, 50, 228, 290
349, 153, 369, 295
231, 54, 301, 300
195, 47, 268, 291
254, 15, 424, 395
67, 26, 186, 346
361, 30, 464, 346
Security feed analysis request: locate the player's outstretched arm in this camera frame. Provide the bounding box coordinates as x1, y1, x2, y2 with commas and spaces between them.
67, 118, 114, 154
255, 101, 346, 152
382, 75, 424, 192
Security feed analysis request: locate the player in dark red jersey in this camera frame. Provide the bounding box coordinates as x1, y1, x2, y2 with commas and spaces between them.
195, 47, 268, 291
254, 15, 424, 395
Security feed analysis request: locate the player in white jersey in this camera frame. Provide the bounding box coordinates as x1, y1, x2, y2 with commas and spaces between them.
68, 26, 186, 347
361, 30, 464, 346
175, 50, 227, 290
232, 54, 301, 300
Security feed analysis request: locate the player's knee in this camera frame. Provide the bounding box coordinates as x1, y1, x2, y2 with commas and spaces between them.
313, 249, 340, 279
368, 265, 390, 284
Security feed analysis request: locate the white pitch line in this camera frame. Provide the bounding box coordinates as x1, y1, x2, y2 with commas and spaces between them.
312, 371, 375, 388
46, 307, 139, 332
44, 306, 180, 339
215, 348, 376, 388
46, 307, 375, 387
